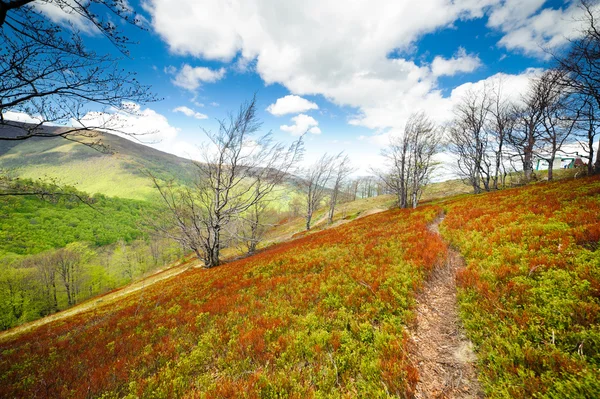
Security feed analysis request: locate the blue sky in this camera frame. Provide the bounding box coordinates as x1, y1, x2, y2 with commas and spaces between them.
10, 0, 592, 175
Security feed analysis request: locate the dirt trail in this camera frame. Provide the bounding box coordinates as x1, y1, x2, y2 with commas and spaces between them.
409, 215, 484, 399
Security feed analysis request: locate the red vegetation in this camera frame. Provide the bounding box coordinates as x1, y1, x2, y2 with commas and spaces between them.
0, 204, 446, 398
442, 175, 600, 397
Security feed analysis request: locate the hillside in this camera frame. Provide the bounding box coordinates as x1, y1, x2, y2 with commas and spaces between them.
0, 123, 196, 201
1, 176, 599, 398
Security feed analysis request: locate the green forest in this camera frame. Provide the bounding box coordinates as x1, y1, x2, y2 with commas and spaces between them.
0, 184, 183, 330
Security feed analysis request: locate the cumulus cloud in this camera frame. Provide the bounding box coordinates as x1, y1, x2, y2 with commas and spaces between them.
167, 64, 226, 91
75, 102, 180, 144
1, 110, 45, 124
173, 106, 208, 120
488, 0, 591, 57
142, 0, 588, 176
267, 95, 319, 116
280, 114, 321, 136
431, 48, 481, 77
143, 0, 502, 134
363, 69, 540, 149
33, 0, 98, 34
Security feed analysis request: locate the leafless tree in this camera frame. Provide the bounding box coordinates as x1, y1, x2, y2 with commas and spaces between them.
377, 111, 440, 208
54, 243, 90, 307
150, 96, 303, 268
535, 70, 580, 180
303, 153, 336, 230
378, 130, 410, 207
555, 0, 600, 172
26, 252, 58, 314
327, 154, 353, 224
348, 178, 360, 201
573, 95, 600, 173
231, 178, 282, 255
449, 90, 491, 193
507, 75, 551, 183
487, 80, 515, 189
407, 114, 441, 207
0, 0, 156, 151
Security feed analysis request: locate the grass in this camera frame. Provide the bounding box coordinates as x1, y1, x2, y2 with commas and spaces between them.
441, 175, 600, 398
0, 131, 195, 201
0, 203, 446, 398
15, 158, 158, 201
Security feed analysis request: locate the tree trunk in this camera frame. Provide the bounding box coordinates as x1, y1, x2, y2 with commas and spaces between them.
523, 151, 533, 181
51, 277, 58, 312
248, 216, 259, 254
65, 282, 73, 307
587, 138, 594, 175
548, 155, 555, 181
328, 188, 338, 224
595, 139, 600, 174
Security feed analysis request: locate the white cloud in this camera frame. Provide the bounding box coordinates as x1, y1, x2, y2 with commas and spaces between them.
143, 0, 589, 176
267, 95, 319, 116
75, 102, 180, 145
488, 0, 592, 57
1, 110, 45, 124
173, 106, 208, 120
431, 48, 481, 77
144, 0, 500, 135
280, 114, 321, 136
167, 64, 226, 91
33, 0, 97, 34
362, 69, 540, 151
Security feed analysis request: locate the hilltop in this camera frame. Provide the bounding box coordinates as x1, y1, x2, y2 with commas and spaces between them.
0, 123, 197, 201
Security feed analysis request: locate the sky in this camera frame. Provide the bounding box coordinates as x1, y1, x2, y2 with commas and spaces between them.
7, 0, 597, 177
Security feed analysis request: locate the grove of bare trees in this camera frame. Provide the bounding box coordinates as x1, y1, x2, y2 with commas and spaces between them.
150, 96, 303, 268
448, 2, 600, 193
376, 112, 441, 208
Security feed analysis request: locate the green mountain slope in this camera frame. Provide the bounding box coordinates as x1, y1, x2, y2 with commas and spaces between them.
0, 124, 196, 201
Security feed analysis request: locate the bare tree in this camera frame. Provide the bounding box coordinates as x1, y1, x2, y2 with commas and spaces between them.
54, 243, 90, 307
535, 70, 580, 180
26, 252, 58, 314
449, 90, 491, 193
233, 179, 281, 255
407, 114, 441, 207
303, 153, 336, 230
349, 178, 360, 201
377, 112, 440, 208
555, 0, 600, 172
239, 196, 272, 255
378, 130, 410, 208
574, 95, 600, 174
151, 97, 303, 268
507, 75, 551, 183
487, 81, 515, 189
327, 154, 353, 224
0, 0, 156, 150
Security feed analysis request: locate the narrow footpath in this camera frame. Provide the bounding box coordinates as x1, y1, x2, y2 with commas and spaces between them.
409, 215, 484, 398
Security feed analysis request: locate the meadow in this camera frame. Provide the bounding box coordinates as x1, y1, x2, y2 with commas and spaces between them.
0, 203, 446, 398
441, 175, 600, 398
1, 175, 599, 398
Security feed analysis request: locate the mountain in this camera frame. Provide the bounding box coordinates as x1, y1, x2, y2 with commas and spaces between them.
0, 123, 196, 201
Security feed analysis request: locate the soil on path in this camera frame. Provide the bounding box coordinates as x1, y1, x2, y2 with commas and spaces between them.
409, 215, 484, 398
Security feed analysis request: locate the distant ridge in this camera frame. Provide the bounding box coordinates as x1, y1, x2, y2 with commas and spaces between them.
0, 122, 196, 200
